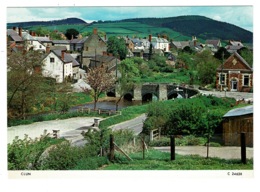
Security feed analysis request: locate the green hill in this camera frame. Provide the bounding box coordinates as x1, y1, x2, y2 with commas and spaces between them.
7, 17, 87, 29
120, 15, 253, 43
7, 15, 253, 43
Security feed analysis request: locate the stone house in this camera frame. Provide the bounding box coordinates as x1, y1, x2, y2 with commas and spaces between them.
81, 28, 107, 68
216, 52, 253, 92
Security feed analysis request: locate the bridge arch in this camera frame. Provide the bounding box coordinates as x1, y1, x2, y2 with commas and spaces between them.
124, 93, 134, 101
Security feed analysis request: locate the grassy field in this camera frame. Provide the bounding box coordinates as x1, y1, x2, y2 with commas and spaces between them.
28, 22, 191, 40
102, 149, 253, 170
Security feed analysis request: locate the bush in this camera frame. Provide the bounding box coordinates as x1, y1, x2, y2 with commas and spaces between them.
8, 134, 64, 170
149, 137, 170, 147
73, 156, 109, 170
39, 142, 100, 170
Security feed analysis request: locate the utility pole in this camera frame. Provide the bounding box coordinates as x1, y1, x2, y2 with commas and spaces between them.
220, 51, 224, 92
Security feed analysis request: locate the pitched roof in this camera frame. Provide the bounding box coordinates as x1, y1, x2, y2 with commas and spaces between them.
52, 40, 70, 44
205, 39, 220, 48
34, 36, 52, 43
217, 52, 252, 71
70, 36, 88, 44
7, 29, 23, 42
223, 105, 253, 117
51, 50, 79, 67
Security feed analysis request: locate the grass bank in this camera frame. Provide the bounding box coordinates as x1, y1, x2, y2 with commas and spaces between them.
99, 104, 148, 129
102, 149, 253, 170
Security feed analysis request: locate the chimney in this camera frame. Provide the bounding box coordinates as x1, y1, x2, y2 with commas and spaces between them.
93, 28, 97, 35
61, 50, 65, 60
158, 34, 160, 38
104, 34, 106, 41
18, 27, 22, 37
103, 51, 107, 56
149, 34, 152, 42
29, 31, 33, 36
46, 45, 50, 53
13, 27, 16, 31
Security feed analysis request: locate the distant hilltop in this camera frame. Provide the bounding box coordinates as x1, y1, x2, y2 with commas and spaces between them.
7, 15, 253, 43
7, 17, 87, 28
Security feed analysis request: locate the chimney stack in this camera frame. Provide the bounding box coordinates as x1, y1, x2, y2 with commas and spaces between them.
13, 27, 16, 31
18, 27, 22, 37
46, 46, 50, 53
149, 34, 152, 42
93, 28, 97, 35
103, 51, 107, 56
61, 50, 65, 60
104, 34, 106, 41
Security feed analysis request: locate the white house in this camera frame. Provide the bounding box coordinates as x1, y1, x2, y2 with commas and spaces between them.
42, 50, 73, 83
151, 37, 169, 52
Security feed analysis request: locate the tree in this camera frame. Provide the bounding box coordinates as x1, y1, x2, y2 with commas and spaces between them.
107, 36, 127, 60
214, 47, 230, 61
195, 50, 220, 85
65, 28, 79, 40
81, 65, 116, 110
238, 47, 253, 67
7, 50, 46, 119
115, 59, 138, 110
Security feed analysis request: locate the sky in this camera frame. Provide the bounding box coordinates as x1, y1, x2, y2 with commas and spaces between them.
6, 5, 253, 32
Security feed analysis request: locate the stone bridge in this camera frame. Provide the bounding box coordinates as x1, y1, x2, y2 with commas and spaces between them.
112, 83, 198, 101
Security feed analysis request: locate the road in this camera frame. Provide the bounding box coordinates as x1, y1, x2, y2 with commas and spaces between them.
7, 117, 102, 145
109, 114, 147, 135
198, 90, 253, 101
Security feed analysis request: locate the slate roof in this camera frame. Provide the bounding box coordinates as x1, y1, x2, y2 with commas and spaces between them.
151, 37, 168, 43
70, 36, 88, 44
223, 105, 253, 117
7, 29, 23, 42
51, 50, 80, 67
52, 40, 70, 44
34, 36, 52, 43
205, 39, 220, 48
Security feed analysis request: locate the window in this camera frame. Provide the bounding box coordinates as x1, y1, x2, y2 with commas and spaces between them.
50, 58, 55, 63
219, 73, 226, 85
243, 75, 250, 86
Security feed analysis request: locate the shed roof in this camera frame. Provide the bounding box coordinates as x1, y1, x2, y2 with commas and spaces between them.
223, 105, 253, 117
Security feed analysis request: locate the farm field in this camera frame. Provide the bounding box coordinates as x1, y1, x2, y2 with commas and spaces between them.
28, 21, 191, 41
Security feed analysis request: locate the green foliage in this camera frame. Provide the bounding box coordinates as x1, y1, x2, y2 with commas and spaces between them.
143, 95, 236, 136
107, 36, 128, 60
73, 156, 109, 170
39, 141, 99, 170
65, 28, 79, 40
103, 149, 253, 170
238, 47, 253, 67
195, 50, 221, 85
8, 134, 64, 170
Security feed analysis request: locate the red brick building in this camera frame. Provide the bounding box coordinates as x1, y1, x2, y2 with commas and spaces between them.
216, 52, 253, 92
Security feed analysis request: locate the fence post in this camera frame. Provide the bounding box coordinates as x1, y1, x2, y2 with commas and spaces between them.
241, 132, 247, 164
110, 134, 115, 161
142, 135, 145, 160
170, 135, 175, 160
150, 130, 153, 141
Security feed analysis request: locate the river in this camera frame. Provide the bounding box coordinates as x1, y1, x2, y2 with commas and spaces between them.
69, 98, 143, 111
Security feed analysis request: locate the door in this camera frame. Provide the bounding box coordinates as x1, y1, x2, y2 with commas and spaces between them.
231, 79, 238, 91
